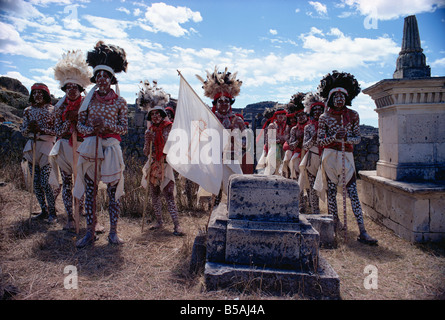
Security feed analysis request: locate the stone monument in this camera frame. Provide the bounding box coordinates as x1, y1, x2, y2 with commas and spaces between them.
361, 15, 445, 242
204, 174, 340, 299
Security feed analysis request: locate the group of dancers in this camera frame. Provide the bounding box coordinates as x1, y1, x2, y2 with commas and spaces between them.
21, 40, 377, 249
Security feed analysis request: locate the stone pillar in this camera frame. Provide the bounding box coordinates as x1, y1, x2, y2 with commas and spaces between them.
361, 15, 445, 243
393, 15, 431, 79
363, 77, 445, 181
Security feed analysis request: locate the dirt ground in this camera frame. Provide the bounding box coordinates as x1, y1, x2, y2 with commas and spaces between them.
0, 178, 444, 301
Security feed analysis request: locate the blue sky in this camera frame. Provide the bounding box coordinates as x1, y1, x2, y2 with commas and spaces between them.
1, 0, 444, 127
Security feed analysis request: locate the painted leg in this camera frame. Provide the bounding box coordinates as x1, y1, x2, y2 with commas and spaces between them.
40, 164, 57, 223
61, 170, 75, 231
308, 172, 320, 214
29, 164, 48, 220
163, 181, 184, 236
76, 175, 97, 248
150, 184, 164, 229
347, 180, 378, 245
107, 183, 124, 245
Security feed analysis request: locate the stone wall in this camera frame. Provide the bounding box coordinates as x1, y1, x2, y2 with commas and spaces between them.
121, 105, 147, 158
354, 133, 380, 174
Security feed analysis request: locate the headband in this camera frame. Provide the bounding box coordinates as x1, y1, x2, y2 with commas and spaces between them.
310, 102, 325, 108
93, 65, 116, 77
214, 92, 233, 100
31, 84, 50, 96
328, 87, 348, 102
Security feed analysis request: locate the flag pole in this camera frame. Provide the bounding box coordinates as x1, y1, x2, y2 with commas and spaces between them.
72, 130, 80, 234
341, 114, 348, 243
29, 133, 37, 226
142, 141, 153, 233
176, 70, 225, 126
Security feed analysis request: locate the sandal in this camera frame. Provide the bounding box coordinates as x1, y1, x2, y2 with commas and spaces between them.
357, 232, 378, 246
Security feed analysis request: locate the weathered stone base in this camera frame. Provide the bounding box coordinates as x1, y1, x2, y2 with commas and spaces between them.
359, 170, 445, 243
301, 214, 336, 248
204, 257, 340, 300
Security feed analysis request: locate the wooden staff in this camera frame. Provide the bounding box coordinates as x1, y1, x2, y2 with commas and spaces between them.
142, 140, 153, 232
92, 134, 99, 227
28, 133, 37, 226
341, 114, 348, 242
72, 130, 80, 234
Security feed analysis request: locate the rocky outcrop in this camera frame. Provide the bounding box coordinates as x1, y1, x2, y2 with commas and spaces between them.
0, 76, 29, 96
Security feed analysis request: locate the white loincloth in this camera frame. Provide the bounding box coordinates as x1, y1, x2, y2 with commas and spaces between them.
73, 136, 125, 200
314, 148, 355, 202
49, 139, 74, 175
23, 134, 59, 188
298, 146, 320, 190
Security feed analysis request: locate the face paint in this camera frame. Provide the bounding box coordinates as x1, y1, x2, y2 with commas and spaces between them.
297, 113, 308, 124
332, 92, 346, 110
65, 83, 81, 101
150, 110, 162, 124
276, 113, 287, 123
312, 105, 323, 120
95, 70, 112, 94
216, 96, 231, 115
33, 89, 44, 106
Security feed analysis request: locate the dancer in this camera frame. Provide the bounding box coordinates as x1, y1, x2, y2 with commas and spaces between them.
298, 92, 325, 215
196, 67, 245, 204
315, 70, 377, 245
138, 80, 184, 236
263, 107, 289, 175
286, 93, 309, 213
283, 92, 306, 180
51, 50, 91, 231
74, 41, 128, 247
21, 83, 57, 223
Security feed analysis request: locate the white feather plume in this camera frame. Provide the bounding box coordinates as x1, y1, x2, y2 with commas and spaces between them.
54, 50, 92, 89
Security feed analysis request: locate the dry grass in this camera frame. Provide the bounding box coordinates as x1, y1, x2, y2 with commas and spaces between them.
0, 154, 444, 301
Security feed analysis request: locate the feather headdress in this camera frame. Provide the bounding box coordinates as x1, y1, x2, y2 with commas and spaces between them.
196, 66, 242, 101
317, 70, 360, 106
287, 92, 306, 114
86, 41, 128, 84
78, 41, 128, 113
136, 80, 170, 111
54, 50, 92, 90
303, 92, 325, 114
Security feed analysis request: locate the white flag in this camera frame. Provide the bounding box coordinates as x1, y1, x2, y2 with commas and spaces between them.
164, 72, 230, 195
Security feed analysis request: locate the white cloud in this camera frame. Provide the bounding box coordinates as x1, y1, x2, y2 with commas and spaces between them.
141, 2, 202, 37
117, 7, 131, 15
269, 29, 278, 35
83, 15, 130, 39
343, 0, 445, 20
308, 1, 328, 15
0, 21, 49, 59
0, 0, 44, 19
430, 57, 445, 67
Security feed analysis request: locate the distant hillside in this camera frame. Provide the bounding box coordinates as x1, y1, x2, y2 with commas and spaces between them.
0, 76, 29, 96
